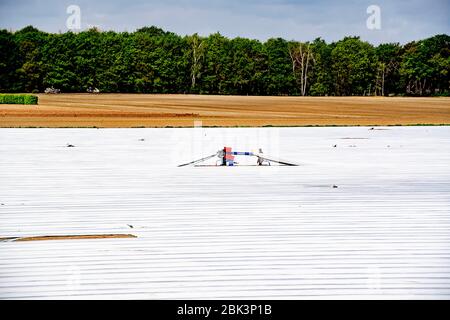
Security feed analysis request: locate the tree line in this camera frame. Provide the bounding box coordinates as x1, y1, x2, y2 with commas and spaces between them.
0, 26, 448, 96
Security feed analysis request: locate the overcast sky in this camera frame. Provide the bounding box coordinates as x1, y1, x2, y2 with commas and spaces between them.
0, 0, 448, 44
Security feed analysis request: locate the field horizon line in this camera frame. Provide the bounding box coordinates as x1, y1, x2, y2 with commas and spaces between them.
1, 123, 449, 129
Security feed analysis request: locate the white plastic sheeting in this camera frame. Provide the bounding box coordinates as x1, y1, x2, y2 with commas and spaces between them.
0, 126, 449, 299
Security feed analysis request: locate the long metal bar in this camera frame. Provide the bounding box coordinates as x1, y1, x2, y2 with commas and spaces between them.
230, 151, 254, 156
177, 152, 219, 167
256, 155, 298, 166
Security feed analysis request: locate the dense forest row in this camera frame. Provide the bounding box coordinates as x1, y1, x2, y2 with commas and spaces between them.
0, 26, 449, 96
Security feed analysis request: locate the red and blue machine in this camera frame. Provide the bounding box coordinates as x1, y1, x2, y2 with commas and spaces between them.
222, 147, 254, 166
178, 146, 297, 167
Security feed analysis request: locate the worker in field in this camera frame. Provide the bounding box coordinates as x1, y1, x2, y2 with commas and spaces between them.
257, 148, 263, 165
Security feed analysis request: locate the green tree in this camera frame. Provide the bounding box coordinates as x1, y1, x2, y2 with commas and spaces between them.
374, 43, 402, 96
202, 33, 232, 94
0, 26, 447, 96
400, 35, 450, 95
263, 38, 295, 95
309, 38, 334, 96
14, 26, 47, 92
228, 37, 267, 95
331, 37, 376, 95
0, 30, 19, 92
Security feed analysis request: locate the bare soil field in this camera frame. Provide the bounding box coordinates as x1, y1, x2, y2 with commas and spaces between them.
1, 93, 450, 127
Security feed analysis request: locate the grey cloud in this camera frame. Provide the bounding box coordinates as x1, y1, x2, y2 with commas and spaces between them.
0, 0, 448, 44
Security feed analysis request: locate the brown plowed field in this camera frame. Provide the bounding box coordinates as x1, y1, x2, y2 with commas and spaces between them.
1, 94, 449, 127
